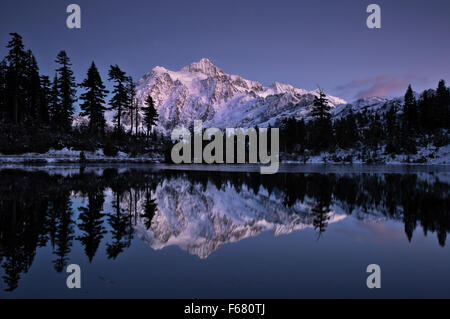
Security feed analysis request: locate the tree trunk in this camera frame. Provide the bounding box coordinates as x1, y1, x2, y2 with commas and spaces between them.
117, 107, 121, 133
13, 92, 18, 124
135, 108, 139, 135
130, 109, 133, 135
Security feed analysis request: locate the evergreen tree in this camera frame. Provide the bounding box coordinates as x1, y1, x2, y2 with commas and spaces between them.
403, 84, 418, 133
334, 118, 347, 149
418, 90, 432, 131
399, 85, 419, 154
79, 62, 108, 134
108, 65, 128, 133
311, 88, 332, 121
385, 103, 399, 153
141, 189, 157, 230
281, 118, 306, 153
345, 110, 358, 146
143, 94, 158, 137
5, 33, 27, 124
135, 101, 140, 135
310, 175, 332, 237
364, 114, 383, 151
312, 202, 331, 238
38, 75, 51, 125
0, 60, 6, 122
310, 88, 333, 151
435, 79, 450, 129
51, 191, 74, 273
125, 76, 137, 135
106, 191, 133, 259
24, 50, 41, 125
54, 51, 76, 131
77, 189, 106, 262
48, 74, 60, 128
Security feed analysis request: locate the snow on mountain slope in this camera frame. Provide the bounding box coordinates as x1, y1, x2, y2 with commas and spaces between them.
332, 96, 401, 119
134, 58, 347, 132
332, 90, 429, 119
74, 58, 414, 133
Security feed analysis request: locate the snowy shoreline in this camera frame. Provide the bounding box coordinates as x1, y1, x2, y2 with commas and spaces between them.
0, 144, 449, 165
0, 147, 163, 164
282, 144, 450, 165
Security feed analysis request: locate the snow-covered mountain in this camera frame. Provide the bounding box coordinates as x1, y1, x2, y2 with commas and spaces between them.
134, 58, 347, 132
74, 58, 415, 132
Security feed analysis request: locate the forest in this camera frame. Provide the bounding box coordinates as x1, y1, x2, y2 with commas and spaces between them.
0, 33, 449, 163
0, 33, 161, 157
280, 84, 450, 163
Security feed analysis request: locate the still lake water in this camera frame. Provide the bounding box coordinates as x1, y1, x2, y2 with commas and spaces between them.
0, 164, 449, 298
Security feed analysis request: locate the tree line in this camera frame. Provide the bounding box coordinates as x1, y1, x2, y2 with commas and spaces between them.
281, 83, 449, 161
0, 33, 159, 154
1, 33, 448, 161
167, 84, 449, 164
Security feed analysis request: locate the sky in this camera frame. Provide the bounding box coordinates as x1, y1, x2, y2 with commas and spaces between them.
1, 0, 449, 102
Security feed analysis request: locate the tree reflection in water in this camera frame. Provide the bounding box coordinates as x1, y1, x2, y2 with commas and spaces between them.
0, 168, 448, 291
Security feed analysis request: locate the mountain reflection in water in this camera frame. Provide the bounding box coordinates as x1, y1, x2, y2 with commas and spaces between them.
0, 167, 448, 293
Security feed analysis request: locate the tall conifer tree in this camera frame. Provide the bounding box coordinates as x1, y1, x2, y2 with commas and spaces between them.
55, 51, 76, 131
39, 75, 51, 125
125, 76, 137, 135
143, 95, 158, 138
435, 80, 450, 128
108, 65, 128, 133
24, 50, 41, 125
311, 89, 332, 121
403, 84, 418, 132
79, 62, 108, 134
310, 88, 333, 150
5, 33, 27, 124
49, 74, 60, 128
0, 60, 6, 122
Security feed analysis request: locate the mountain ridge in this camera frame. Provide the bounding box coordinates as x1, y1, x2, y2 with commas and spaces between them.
73, 58, 406, 133
132, 58, 348, 132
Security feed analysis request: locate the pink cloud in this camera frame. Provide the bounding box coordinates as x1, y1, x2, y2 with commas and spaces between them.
337, 75, 428, 100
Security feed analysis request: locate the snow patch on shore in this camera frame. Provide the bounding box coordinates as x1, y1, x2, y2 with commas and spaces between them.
0, 147, 163, 164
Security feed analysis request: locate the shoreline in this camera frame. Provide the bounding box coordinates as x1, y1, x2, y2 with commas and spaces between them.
0, 162, 449, 176
1, 143, 449, 166
0, 155, 448, 166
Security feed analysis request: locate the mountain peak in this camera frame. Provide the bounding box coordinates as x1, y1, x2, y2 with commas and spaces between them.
181, 58, 224, 77
271, 81, 294, 93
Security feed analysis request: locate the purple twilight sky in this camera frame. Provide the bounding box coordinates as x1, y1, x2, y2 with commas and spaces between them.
1, 0, 449, 102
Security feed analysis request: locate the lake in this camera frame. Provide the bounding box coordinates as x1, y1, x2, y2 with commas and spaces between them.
0, 164, 449, 298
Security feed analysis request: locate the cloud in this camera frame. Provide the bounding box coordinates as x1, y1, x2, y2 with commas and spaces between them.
336, 74, 428, 100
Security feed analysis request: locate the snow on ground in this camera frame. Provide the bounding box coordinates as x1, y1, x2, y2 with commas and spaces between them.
282, 144, 450, 165
1, 144, 449, 165
0, 147, 163, 164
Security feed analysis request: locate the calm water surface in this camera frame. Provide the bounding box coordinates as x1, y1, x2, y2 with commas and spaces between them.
0, 164, 449, 298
